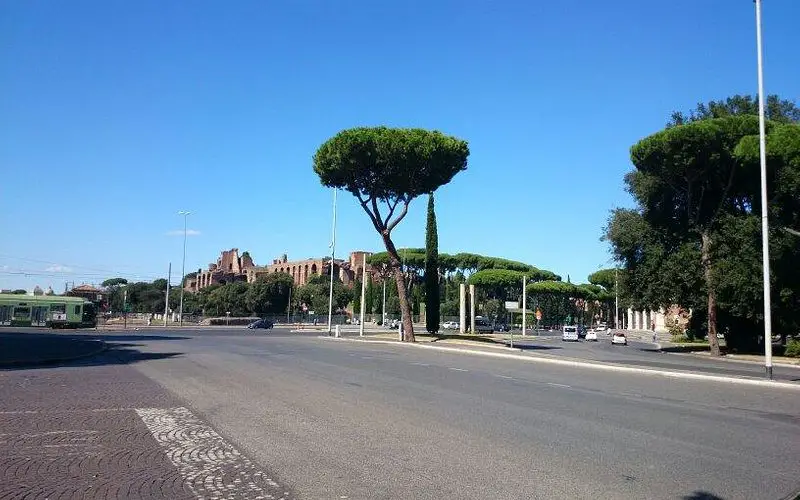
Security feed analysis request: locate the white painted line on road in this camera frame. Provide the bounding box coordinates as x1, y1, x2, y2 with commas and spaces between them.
449, 367, 468, 372
496, 375, 514, 380
410, 362, 430, 366
547, 382, 571, 388
136, 407, 290, 500
321, 338, 800, 391
360, 356, 373, 359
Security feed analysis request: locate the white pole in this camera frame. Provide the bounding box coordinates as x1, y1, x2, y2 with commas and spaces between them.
521, 275, 526, 336
163, 262, 171, 327
615, 267, 619, 330
382, 278, 386, 326
755, 0, 773, 379
178, 211, 190, 327
327, 190, 337, 334
359, 253, 367, 336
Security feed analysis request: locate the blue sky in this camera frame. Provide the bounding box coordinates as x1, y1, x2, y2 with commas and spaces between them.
1, 0, 798, 292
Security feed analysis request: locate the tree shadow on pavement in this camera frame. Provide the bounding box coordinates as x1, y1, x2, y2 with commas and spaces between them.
682, 491, 725, 500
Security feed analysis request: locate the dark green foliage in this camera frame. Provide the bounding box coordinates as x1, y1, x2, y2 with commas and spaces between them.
295, 275, 354, 316
607, 97, 800, 353
785, 339, 800, 358
314, 127, 469, 342
102, 278, 129, 287
245, 272, 293, 316
668, 94, 800, 127
425, 194, 440, 333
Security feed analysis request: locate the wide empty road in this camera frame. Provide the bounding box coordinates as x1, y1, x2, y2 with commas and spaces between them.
91, 328, 800, 500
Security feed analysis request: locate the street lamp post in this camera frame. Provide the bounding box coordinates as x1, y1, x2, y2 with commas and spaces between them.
754, 0, 773, 379
615, 267, 619, 330
327, 190, 337, 334
178, 210, 191, 327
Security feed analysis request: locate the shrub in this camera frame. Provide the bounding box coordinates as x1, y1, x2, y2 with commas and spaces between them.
785, 339, 800, 358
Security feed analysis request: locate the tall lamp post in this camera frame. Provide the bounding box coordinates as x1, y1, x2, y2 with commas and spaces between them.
178, 210, 191, 327
327, 190, 338, 334
754, 0, 773, 379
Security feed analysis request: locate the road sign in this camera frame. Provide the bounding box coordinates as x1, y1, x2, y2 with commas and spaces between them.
535, 309, 542, 321
505, 301, 519, 310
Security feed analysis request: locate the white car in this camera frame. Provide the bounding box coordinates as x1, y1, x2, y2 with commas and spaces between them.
585, 330, 598, 341
562, 325, 579, 341
442, 321, 459, 330
611, 332, 628, 345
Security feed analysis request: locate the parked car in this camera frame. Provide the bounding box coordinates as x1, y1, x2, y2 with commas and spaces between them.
611, 332, 628, 345
495, 323, 512, 332
585, 330, 598, 341
442, 321, 459, 330
247, 319, 274, 330
562, 325, 579, 341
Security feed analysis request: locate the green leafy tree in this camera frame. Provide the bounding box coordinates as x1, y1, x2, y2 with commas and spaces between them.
668, 94, 800, 127
425, 194, 440, 333
245, 272, 293, 316
314, 127, 469, 341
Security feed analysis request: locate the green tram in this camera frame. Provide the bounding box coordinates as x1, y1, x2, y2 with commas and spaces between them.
0, 294, 97, 328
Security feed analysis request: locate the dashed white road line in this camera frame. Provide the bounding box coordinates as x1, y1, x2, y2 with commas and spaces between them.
496, 375, 514, 380
546, 382, 571, 388
136, 407, 291, 500
410, 362, 430, 366
449, 367, 468, 372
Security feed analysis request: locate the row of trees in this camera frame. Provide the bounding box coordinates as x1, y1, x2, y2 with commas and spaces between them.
605, 95, 800, 354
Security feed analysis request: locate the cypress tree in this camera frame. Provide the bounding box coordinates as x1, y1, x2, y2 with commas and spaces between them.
425, 194, 440, 333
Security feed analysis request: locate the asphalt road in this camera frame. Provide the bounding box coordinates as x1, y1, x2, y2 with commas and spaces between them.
99, 327, 800, 500
500, 331, 800, 382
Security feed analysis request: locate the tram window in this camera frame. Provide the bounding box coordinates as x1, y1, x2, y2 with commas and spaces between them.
13, 307, 30, 319
51, 304, 66, 313
74, 305, 81, 315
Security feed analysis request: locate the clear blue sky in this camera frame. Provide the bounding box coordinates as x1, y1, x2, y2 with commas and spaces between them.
1, 0, 798, 292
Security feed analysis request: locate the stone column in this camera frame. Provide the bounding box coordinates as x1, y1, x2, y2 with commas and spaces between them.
459, 284, 466, 334
655, 307, 667, 333
469, 284, 476, 334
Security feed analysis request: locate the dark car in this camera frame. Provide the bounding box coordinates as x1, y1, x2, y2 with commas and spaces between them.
247, 319, 274, 329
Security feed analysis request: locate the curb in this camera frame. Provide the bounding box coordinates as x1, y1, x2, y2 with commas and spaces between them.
0, 340, 108, 369
323, 337, 800, 391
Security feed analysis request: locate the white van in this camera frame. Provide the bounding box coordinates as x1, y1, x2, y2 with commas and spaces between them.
562, 325, 579, 341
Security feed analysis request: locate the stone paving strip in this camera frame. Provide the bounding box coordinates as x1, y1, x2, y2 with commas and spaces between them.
0, 353, 296, 500
136, 407, 292, 500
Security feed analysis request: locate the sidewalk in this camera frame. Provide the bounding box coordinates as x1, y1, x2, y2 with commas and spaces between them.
0, 332, 106, 368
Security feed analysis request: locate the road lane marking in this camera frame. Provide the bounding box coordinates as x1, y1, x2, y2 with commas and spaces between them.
496, 375, 514, 380
546, 382, 571, 388
449, 367, 468, 372
410, 362, 430, 366
136, 407, 292, 500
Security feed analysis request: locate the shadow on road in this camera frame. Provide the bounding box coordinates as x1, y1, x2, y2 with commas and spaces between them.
682, 491, 725, 500
508, 343, 562, 351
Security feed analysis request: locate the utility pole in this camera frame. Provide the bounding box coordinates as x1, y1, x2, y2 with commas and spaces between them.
178, 210, 191, 327
754, 0, 773, 379
382, 278, 387, 326
359, 253, 367, 337
287, 285, 292, 324
123, 287, 128, 330
164, 263, 171, 327
522, 275, 527, 337
327, 190, 338, 334
615, 267, 619, 330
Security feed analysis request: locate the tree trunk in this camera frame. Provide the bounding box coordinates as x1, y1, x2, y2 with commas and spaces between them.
382, 233, 415, 342
701, 231, 721, 356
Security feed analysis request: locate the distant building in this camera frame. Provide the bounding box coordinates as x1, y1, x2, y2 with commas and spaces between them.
185, 248, 254, 292
66, 284, 104, 303
185, 249, 374, 291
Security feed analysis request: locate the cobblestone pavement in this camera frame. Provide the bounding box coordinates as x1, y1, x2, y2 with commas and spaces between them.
0, 348, 294, 499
